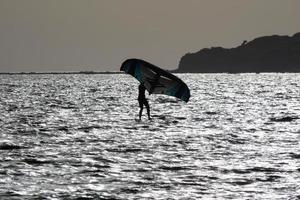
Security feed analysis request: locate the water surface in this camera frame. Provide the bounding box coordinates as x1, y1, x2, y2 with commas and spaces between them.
0, 73, 299, 199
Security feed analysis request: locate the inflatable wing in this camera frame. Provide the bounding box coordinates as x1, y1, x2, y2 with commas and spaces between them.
120, 59, 190, 102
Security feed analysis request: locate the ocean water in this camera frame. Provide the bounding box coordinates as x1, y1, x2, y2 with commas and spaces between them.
0, 73, 299, 200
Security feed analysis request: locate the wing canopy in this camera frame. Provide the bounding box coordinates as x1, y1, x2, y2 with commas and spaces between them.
120, 59, 190, 102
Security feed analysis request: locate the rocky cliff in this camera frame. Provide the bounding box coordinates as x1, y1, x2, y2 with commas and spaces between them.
176, 33, 300, 73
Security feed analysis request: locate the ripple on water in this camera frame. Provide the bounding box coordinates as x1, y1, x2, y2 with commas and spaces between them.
0, 142, 23, 150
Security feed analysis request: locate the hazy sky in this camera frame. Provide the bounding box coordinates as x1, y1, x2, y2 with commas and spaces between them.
0, 0, 299, 72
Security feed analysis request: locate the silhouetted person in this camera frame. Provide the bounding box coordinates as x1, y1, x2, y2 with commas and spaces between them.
138, 83, 151, 120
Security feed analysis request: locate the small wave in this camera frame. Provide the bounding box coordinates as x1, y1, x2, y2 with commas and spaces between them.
77, 125, 102, 132
122, 168, 150, 173
192, 117, 204, 122
117, 187, 140, 194
158, 165, 193, 171
178, 182, 205, 187
0, 83, 20, 88
255, 175, 281, 182
93, 156, 115, 163
89, 88, 98, 92
0, 191, 22, 199
228, 179, 254, 186
0, 142, 23, 150
226, 169, 250, 174
204, 111, 218, 115
93, 164, 111, 169
248, 167, 283, 173
57, 126, 69, 131
22, 158, 53, 165
175, 116, 186, 120
221, 168, 282, 176
105, 148, 143, 153
290, 153, 300, 159
60, 105, 77, 109
78, 167, 108, 175
227, 138, 246, 145
124, 127, 138, 130
270, 116, 299, 122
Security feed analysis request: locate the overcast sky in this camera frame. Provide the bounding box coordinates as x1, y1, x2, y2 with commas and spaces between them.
0, 0, 299, 72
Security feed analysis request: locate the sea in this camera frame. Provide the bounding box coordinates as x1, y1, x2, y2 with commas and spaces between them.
0, 73, 299, 200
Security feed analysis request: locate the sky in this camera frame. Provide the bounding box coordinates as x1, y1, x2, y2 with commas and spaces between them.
0, 0, 299, 72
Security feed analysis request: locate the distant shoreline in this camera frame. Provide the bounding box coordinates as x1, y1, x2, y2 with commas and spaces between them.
0, 71, 123, 75
0, 71, 299, 75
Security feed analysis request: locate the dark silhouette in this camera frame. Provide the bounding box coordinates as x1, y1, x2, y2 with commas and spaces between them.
138, 83, 151, 120
175, 32, 300, 73
270, 116, 299, 122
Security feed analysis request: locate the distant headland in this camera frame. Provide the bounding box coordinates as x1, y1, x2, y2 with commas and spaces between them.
175, 32, 300, 73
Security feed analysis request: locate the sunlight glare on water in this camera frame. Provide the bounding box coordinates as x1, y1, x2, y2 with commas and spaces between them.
0, 73, 299, 199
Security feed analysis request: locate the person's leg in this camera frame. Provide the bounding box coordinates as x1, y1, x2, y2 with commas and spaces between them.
144, 100, 151, 120
138, 100, 143, 120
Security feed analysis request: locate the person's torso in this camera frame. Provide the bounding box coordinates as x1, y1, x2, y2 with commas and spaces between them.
138, 85, 146, 99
